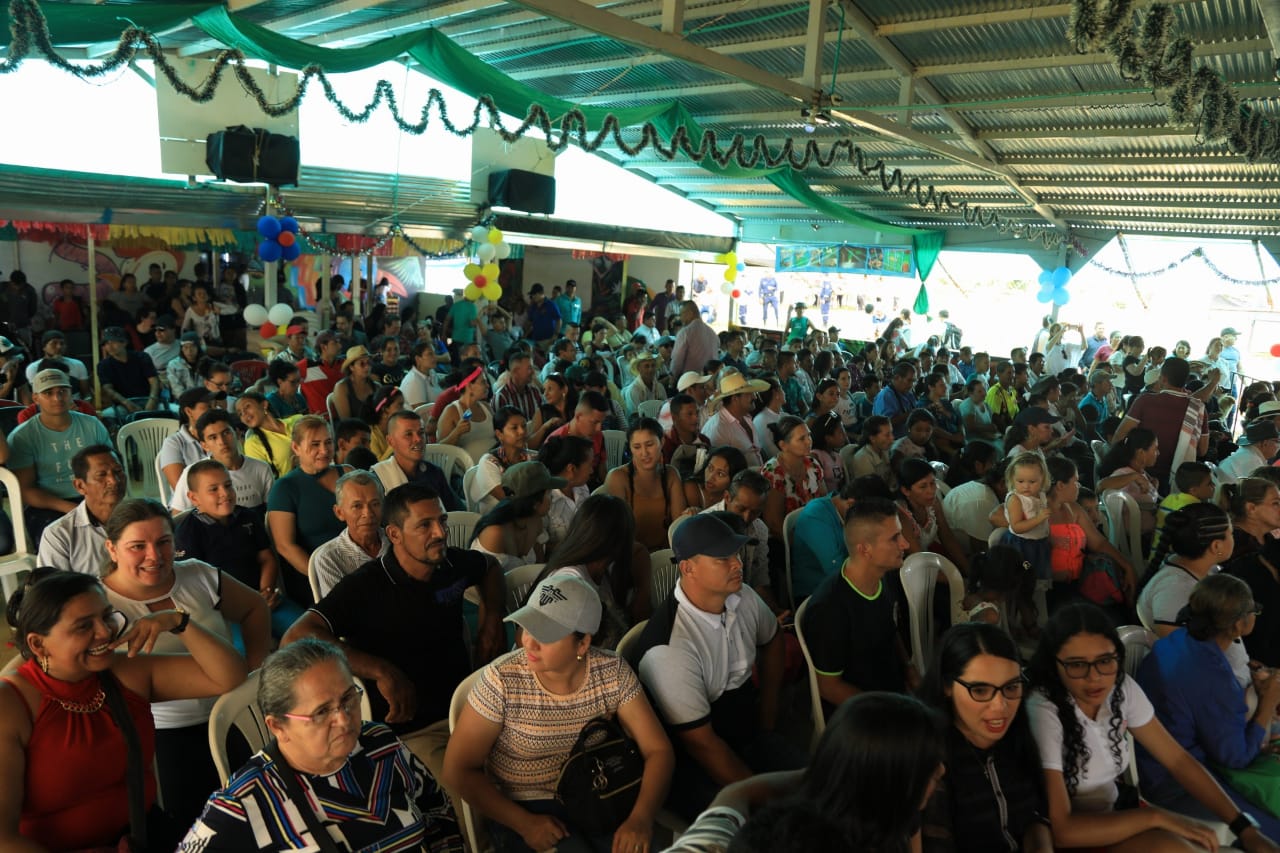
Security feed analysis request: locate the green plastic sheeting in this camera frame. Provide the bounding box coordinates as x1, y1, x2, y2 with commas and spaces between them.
1, 2, 214, 45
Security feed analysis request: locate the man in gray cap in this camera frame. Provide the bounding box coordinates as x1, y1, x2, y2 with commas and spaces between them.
7, 368, 110, 542
625, 513, 800, 820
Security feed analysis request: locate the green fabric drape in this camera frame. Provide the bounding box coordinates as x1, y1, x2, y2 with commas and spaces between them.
0, 3, 213, 45
912, 283, 930, 315
12, 1, 946, 273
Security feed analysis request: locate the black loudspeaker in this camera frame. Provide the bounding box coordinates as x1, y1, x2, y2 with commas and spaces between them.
205, 126, 300, 186
488, 169, 555, 214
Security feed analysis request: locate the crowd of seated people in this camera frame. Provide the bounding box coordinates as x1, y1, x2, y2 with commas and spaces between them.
5, 275, 1280, 851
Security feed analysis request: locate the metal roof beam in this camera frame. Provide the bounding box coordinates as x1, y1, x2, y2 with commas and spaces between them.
874, 0, 1200, 36
830, 0, 1066, 232
916, 37, 1271, 79
1028, 178, 1280, 191
498, 0, 1026, 182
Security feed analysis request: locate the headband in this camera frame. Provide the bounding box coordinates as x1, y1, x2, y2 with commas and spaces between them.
457, 366, 484, 389
374, 388, 402, 414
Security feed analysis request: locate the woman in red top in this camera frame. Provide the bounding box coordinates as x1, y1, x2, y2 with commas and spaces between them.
0, 568, 246, 851
762, 415, 827, 538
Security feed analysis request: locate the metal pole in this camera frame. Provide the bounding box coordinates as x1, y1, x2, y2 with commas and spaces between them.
319, 254, 332, 330
87, 228, 101, 407
264, 190, 278, 307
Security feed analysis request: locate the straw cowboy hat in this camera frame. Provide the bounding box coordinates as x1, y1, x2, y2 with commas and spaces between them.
710, 371, 769, 403
627, 350, 659, 376
341, 345, 372, 372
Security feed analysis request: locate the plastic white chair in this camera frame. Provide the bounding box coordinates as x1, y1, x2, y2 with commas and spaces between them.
987, 526, 1008, 550
899, 551, 966, 669
117, 418, 179, 500
615, 619, 648, 661
504, 562, 546, 612
1091, 439, 1107, 472
667, 514, 689, 549
423, 443, 476, 483
637, 399, 665, 420
650, 549, 679, 607
0, 466, 37, 601
461, 465, 479, 512
207, 669, 373, 785
1101, 489, 1144, 572
154, 456, 173, 505
602, 429, 628, 470
793, 597, 826, 751
1118, 624, 1157, 679
450, 651, 520, 853
446, 511, 481, 550
781, 508, 803, 609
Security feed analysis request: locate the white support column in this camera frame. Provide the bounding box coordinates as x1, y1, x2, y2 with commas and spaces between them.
898, 77, 914, 126
264, 190, 278, 307
802, 0, 829, 93
319, 255, 332, 329
87, 228, 101, 407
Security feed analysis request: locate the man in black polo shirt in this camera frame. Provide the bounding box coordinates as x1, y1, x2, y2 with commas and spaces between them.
801, 497, 917, 716
97, 326, 159, 419
282, 482, 504, 783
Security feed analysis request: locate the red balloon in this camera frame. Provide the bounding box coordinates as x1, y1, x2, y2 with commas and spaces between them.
1270, 343, 1280, 358
473, 274, 487, 287
260, 322, 277, 338
731, 289, 741, 299
277, 231, 296, 247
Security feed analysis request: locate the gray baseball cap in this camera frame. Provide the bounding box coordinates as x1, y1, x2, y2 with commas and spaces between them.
505, 573, 602, 643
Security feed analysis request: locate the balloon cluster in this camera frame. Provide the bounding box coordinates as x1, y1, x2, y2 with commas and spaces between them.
257, 216, 301, 263
1036, 266, 1072, 306
462, 225, 510, 302
243, 302, 296, 339
716, 250, 745, 298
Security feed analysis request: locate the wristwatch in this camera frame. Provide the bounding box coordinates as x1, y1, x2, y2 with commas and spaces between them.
1230, 811, 1260, 838
170, 607, 191, 635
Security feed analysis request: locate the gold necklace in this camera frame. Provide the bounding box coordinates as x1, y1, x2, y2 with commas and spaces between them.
56, 688, 106, 714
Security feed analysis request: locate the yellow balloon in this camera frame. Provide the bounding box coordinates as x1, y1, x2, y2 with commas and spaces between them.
487, 228, 504, 244
482, 284, 502, 301
713, 253, 728, 264
724, 252, 737, 267
724, 267, 738, 283
482, 263, 500, 281
463, 263, 480, 280
464, 284, 481, 301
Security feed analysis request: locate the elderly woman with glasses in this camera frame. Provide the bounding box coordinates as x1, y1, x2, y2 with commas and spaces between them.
1028, 603, 1280, 853
1136, 574, 1280, 836
180, 639, 463, 852
1, 567, 245, 852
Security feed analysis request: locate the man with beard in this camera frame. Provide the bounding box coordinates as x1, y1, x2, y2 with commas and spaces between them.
282, 482, 504, 784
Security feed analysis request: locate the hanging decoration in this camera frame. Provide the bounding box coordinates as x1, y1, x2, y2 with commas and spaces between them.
1085, 246, 1280, 287
461, 225, 508, 301
1067, 0, 1279, 162
0, 0, 1066, 249
242, 301, 296, 339
715, 250, 740, 296
1035, 266, 1073, 306
255, 191, 467, 259
256, 215, 301, 263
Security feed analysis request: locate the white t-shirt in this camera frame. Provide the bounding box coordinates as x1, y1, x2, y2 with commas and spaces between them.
942, 481, 999, 544
168, 456, 275, 513
1138, 562, 1251, 686
1028, 683, 1154, 813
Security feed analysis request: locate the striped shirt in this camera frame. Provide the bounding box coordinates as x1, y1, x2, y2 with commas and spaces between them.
468, 648, 642, 801
496, 380, 544, 421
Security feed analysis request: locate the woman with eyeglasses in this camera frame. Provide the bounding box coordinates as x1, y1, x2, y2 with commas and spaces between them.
1136, 574, 1280, 835
917, 622, 1053, 853
1028, 603, 1280, 852
101, 498, 271, 832
181, 638, 463, 852
1, 566, 246, 852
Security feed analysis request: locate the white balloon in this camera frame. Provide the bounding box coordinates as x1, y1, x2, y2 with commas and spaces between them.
720, 282, 733, 295
496, 241, 511, 259
268, 303, 293, 326
243, 304, 269, 326
470, 225, 489, 243
476, 242, 496, 262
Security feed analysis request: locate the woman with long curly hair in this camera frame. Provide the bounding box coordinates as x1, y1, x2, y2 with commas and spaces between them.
1027, 603, 1278, 852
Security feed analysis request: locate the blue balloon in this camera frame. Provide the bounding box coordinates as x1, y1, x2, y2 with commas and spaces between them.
279, 216, 299, 234
281, 242, 301, 262
736, 262, 745, 272
257, 216, 281, 239
1052, 266, 1072, 288
258, 240, 282, 263
1038, 270, 1054, 287
1036, 289, 1054, 303
1053, 288, 1070, 306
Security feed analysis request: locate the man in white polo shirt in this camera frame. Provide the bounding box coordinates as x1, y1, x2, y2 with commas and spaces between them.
625, 513, 802, 820
36, 444, 124, 574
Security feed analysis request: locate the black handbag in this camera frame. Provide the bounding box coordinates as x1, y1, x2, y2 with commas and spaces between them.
554, 716, 644, 835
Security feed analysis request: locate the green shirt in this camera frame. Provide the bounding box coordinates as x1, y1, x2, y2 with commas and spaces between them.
447, 299, 479, 344
787, 315, 811, 341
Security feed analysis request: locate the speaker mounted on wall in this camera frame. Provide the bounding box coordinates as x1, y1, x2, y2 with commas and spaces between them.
488, 168, 556, 215
205, 125, 300, 187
